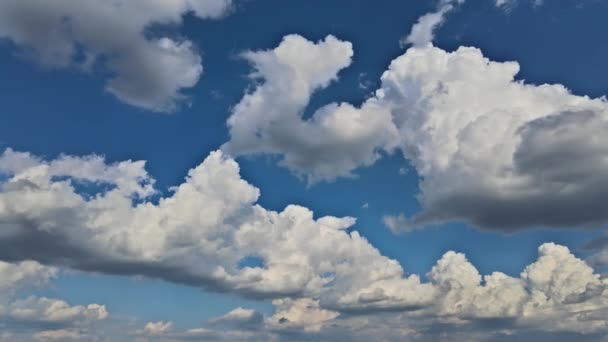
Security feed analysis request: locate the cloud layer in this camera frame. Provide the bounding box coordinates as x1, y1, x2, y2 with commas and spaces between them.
0, 0, 232, 111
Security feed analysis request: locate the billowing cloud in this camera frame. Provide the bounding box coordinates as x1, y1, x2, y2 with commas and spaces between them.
0, 0, 232, 112
223, 34, 608, 231
401, 0, 464, 47
379, 45, 608, 231
0, 147, 434, 311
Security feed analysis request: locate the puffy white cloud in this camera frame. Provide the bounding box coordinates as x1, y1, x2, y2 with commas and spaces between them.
8, 297, 108, 323
222, 34, 398, 183
401, 0, 465, 47
425, 243, 608, 334
0, 0, 232, 111
0, 147, 434, 311
142, 321, 173, 336
378, 45, 608, 231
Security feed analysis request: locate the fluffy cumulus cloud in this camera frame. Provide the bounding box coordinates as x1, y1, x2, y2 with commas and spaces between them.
0, 260, 108, 341
0, 0, 232, 111
379, 45, 608, 231
0, 148, 434, 311
222, 34, 399, 182
224, 34, 608, 231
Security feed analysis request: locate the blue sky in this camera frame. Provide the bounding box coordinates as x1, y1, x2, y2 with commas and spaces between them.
1, 1, 608, 341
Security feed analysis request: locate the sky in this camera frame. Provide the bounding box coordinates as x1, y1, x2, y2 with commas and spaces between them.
0, 0, 608, 341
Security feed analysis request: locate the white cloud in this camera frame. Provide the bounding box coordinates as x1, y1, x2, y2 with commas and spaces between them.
0, 260, 108, 340
401, 0, 465, 47
267, 298, 339, 332
142, 321, 173, 336
377, 45, 608, 231
0, 148, 435, 311
0, 0, 232, 112
222, 34, 398, 183
133, 243, 608, 340
223, 33, 608, 231
0, 260, 56, 298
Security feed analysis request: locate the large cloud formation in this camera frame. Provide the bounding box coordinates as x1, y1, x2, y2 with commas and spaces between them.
0, 0, 232, 112
0, 148, 607, 340
0, 148, 434, 311
223, 34, 608, 232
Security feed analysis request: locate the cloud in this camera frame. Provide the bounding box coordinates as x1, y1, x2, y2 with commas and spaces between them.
378, 46, 608, 232
267, 298, 339, 333
222, 33, 608, 231
33, 330, 82, 342
400, 0, 465, 48
0, 260, 108, 340
0, 0, 232, 112
222, 34, 398, 183
0, 147, 435, 311
495, 0, 544, 12
132, 243, 608, 340
142, 321, 173, 336
210, 307, 264, 329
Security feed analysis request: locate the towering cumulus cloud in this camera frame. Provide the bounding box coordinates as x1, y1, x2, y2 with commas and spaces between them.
224, 35, 608, 232
0, 0, 232, 111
